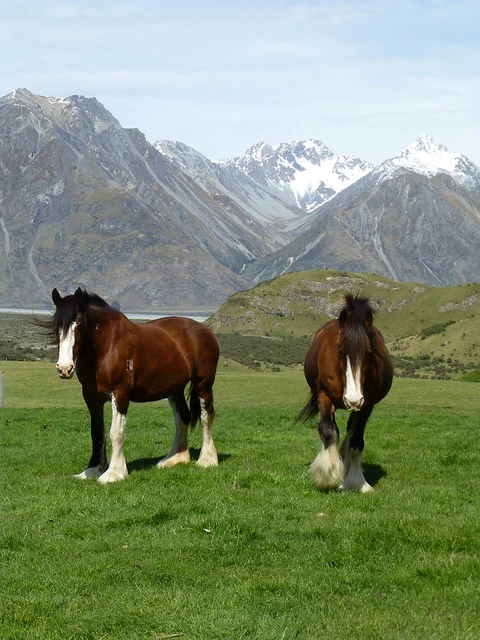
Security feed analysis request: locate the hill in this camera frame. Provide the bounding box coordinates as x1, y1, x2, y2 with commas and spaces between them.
206, 270, 480, 378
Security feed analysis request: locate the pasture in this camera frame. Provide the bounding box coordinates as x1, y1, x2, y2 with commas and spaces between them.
1, 362, 479, 639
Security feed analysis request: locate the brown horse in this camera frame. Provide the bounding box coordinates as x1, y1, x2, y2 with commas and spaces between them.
297, 294, 393, 492
49, 288, 220, 483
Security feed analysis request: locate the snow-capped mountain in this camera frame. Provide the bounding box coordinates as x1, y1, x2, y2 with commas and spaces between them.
221, 139, 373, 214
245, 135, 480, 287
373, 134, 480, 192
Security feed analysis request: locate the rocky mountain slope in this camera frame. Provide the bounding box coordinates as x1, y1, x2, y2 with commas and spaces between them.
245, 136, 480, 287
155, 140, 302, 241
221, 139, 372, 214
0, 89, 286, 309
157, 138, 372, 235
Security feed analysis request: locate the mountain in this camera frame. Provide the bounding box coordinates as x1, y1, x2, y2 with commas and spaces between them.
155, 140, 302, 242
384, 135, 480, 193
0, 89, 285, 309
245, 135, 480, 287
221, 140, 373, 215
1, 88, 479, 311
155, 139, 372, 237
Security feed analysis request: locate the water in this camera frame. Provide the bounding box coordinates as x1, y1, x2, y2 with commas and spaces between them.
0, 307, 211, 322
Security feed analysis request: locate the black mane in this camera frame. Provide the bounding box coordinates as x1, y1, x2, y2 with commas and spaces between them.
338, 294, 374, 366
40, 289, 110, 340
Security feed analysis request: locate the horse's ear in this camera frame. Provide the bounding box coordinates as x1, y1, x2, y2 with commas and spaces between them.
338, 308, 348, 328
52, 288, 61, 306
74, 288, 86, 312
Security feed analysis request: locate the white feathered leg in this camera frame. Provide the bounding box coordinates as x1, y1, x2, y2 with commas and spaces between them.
309, 444, 344, 491
341, 443, 373, 493
98, 398, 128, 483
197, 398, 218, 467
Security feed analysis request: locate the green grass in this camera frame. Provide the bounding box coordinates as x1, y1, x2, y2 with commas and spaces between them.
1, 363, 479, 639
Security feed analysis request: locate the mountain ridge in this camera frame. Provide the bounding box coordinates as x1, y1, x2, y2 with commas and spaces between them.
1, 88, 479, 310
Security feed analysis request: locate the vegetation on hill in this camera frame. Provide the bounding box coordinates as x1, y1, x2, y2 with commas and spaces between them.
0, 314, 56, 362
207, 269, 480, 379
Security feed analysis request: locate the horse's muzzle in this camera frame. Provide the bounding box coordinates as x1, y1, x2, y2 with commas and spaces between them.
343, 396, 364, 411
56, 364, 75, 379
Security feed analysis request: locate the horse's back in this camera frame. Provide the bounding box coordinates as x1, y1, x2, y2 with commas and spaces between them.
141, 316, 219, 368
148, 316, 217, 345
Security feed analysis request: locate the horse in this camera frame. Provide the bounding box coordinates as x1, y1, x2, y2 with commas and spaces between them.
48, 287, 220, 483
297, 294, 393, 492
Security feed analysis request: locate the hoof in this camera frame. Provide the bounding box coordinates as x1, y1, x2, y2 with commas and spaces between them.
197, 451, 219, 468
156, 450, 191, 468
98, 467, 128, 483
74, 465, 103, 480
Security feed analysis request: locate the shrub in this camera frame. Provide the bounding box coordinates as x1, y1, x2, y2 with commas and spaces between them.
420, 320, 456, 340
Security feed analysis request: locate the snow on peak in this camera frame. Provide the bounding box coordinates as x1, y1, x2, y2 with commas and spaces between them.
231, 139, 372, 212
399, 134, 456, 173
374, 134, 480, 189
403, 134, 448, 156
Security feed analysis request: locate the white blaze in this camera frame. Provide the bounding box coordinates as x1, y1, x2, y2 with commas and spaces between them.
57, 322, 76, 371
344, 355, 363, 408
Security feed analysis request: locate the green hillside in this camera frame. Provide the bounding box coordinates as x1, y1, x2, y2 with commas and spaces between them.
207, 270, 480, 378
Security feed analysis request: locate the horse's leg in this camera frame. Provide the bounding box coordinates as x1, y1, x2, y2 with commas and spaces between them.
309, 392, 344, 491
339, 406, 373, 492
98, 395, 129, 484
156, 394, 191, 468
75, 390, 108, 479
196, 386, 218, 468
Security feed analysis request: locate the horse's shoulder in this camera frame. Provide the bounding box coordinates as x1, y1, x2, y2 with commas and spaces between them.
314, 318, 339, 339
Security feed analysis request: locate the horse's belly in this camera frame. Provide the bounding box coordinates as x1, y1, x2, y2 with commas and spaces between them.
129, 369, 190, 403
129, 384, 172, 403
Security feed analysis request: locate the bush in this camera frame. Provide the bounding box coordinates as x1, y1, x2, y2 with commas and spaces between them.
459, 369, 480, 383
217, 334, 311, 368
420, 320, 456, 340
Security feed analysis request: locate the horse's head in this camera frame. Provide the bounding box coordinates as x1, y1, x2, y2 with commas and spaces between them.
337, 295, 374, 411
51, 288, 85, 378
51, 288, 109, 379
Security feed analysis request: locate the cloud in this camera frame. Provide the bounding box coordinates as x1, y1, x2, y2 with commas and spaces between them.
1, 0, 479, 164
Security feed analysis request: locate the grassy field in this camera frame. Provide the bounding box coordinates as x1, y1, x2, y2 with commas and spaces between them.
1, 362, 479, 639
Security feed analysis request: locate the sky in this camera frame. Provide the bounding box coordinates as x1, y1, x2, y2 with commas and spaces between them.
1, 0, 479, 166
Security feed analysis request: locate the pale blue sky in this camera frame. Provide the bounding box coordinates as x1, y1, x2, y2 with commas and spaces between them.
2, 0, 479, 164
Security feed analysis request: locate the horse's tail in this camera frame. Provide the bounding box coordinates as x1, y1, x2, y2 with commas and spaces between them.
295, 392, 318, 424
187, 381, 201, 429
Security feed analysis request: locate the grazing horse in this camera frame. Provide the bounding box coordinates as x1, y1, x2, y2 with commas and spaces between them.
297, 294, 393, 492
49, 287, 220, 483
